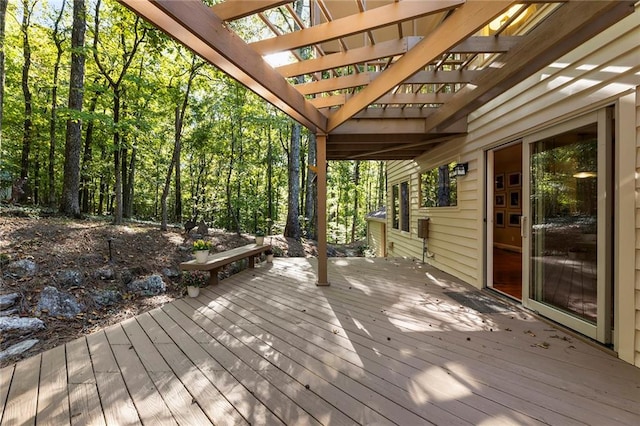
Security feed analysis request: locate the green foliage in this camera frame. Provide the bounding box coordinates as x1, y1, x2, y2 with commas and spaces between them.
0, 0, 386, 245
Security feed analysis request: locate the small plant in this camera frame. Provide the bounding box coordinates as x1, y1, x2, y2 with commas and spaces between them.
192, 239, 211, 252
181, 270, 208, 288
255, 229, 265, 237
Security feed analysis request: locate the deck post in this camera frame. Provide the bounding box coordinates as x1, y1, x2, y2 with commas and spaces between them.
316, 133, 329, 286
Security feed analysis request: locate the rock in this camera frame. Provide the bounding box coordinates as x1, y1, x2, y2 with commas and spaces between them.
120, 269, 134, 285
92, 289, 122, 307
36, 286, 84, 318
0, 293, 19, 310
0, 316, 45, 333
94, 267, 115, 281
0, 308, 19, 317
6, 259, 37, 277
197, 220, 208, 236
163, 267, 180, 278
56, 270, 83, 288
127, 274, 166, 296
0, 339, 39, 362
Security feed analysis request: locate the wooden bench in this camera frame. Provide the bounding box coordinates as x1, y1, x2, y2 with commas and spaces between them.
180, 243, 272, 286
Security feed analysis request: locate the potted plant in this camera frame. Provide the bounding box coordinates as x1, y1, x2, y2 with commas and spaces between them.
192, 239, 211, 263
265, 247, 274, 263
255, 230, 265, 246
181, 270, 208, 297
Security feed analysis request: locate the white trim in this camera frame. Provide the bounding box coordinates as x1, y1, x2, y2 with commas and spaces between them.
615, 91, 637, 363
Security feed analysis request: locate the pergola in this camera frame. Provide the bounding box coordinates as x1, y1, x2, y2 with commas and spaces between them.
119, 0, 634, 285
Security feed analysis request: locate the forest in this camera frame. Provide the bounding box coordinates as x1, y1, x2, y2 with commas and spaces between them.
0, 0, 386, 244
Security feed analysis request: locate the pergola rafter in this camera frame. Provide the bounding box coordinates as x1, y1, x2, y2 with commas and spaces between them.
117, 0, 635, 285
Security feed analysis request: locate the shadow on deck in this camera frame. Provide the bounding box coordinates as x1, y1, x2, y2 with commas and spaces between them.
1, 257, 639, 425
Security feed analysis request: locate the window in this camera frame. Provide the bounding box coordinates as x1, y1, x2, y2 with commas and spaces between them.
420, 162, 458, 207
392, 184, 399, 229
392, 182, 410, 231
401, 181, 409, 232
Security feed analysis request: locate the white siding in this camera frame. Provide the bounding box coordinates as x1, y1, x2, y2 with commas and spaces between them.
635, 86, 640, 367
386, 6, 640, 363
366, 220, 386, 257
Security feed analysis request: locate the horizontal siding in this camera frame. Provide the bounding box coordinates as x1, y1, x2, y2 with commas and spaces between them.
636, 84, 640, 367
367, 221, 385, 257
385, 2, 640, 326
387, 155, 481, 285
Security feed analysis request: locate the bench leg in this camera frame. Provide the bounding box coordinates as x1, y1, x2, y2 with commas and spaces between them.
248, 256, 256, 269
208, 268, 220, 286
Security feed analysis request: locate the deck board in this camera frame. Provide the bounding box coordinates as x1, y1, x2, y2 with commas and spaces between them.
2, 258, 640, 425
2, 354, 40, 425
36, 345, 70, 426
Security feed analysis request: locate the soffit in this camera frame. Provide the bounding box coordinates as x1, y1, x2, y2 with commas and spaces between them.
119, 0, 635, 160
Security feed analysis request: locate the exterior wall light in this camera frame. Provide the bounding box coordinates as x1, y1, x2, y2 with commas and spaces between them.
452, 162, 468, 177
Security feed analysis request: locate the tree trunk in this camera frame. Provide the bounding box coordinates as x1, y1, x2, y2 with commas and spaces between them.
92, 0, 146, 224
0, 0, 8, 163
267, 124, 273, 233
161, 57, 199, 230
284, 121, 301, 240
174, 140, 182, 223
377, 161, 385, 208
113, 94, 123, 223
98, 158, 106, 214
80, 84, 100, 213
351, 160, 360, 243
19, 0, 33, 199
126, 146, 136, 217
60, 0, 86, 218
48, 1, 66, 207
305, 133, 317, 239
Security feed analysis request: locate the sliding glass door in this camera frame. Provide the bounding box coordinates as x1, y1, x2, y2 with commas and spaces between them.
522, 111, 612, 343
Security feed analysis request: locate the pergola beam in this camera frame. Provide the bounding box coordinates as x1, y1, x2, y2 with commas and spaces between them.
423, 0, 636, 133
119, 0, 327, 132
296, 70, 484, 96
278, 36, 519, 78
327, 0, 515, 132
310, 92, 453, 109
331, 116, 467, 135
211, 0, 290, 21
277, 37, 421, 78
250, 0, 463, 55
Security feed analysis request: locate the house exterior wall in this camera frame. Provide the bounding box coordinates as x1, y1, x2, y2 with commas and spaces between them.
366, 219, 386, 257
386, 6, 640, 366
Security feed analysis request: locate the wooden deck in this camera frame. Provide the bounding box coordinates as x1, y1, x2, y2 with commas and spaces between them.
1, 257, 639, 425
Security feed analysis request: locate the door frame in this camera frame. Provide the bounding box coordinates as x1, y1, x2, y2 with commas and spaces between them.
521, 110, 613, 343
485, 141, 523, 293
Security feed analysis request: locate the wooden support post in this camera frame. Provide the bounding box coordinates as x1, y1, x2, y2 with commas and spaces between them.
316, 133, 329, 286
209, 269, 219, 286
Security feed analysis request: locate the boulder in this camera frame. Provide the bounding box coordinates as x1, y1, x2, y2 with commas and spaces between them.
0, 293, 19, 310
120, 269, 134, 285
126, 274, 166, 296
56, 270, 83, 288
0, 339, 39, 362
6, 259, 37, 277
36, 286, 84, 318
94, 267, 115, 281
162, 267, 180, 278
0, 316, 45, 333
92, 289, 122, 307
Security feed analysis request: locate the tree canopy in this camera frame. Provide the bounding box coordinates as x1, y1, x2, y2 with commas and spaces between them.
0, 0, 385, 244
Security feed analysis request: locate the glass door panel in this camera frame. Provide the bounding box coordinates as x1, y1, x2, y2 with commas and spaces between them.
523, 110, 612, 343
529, 123, 598, 323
